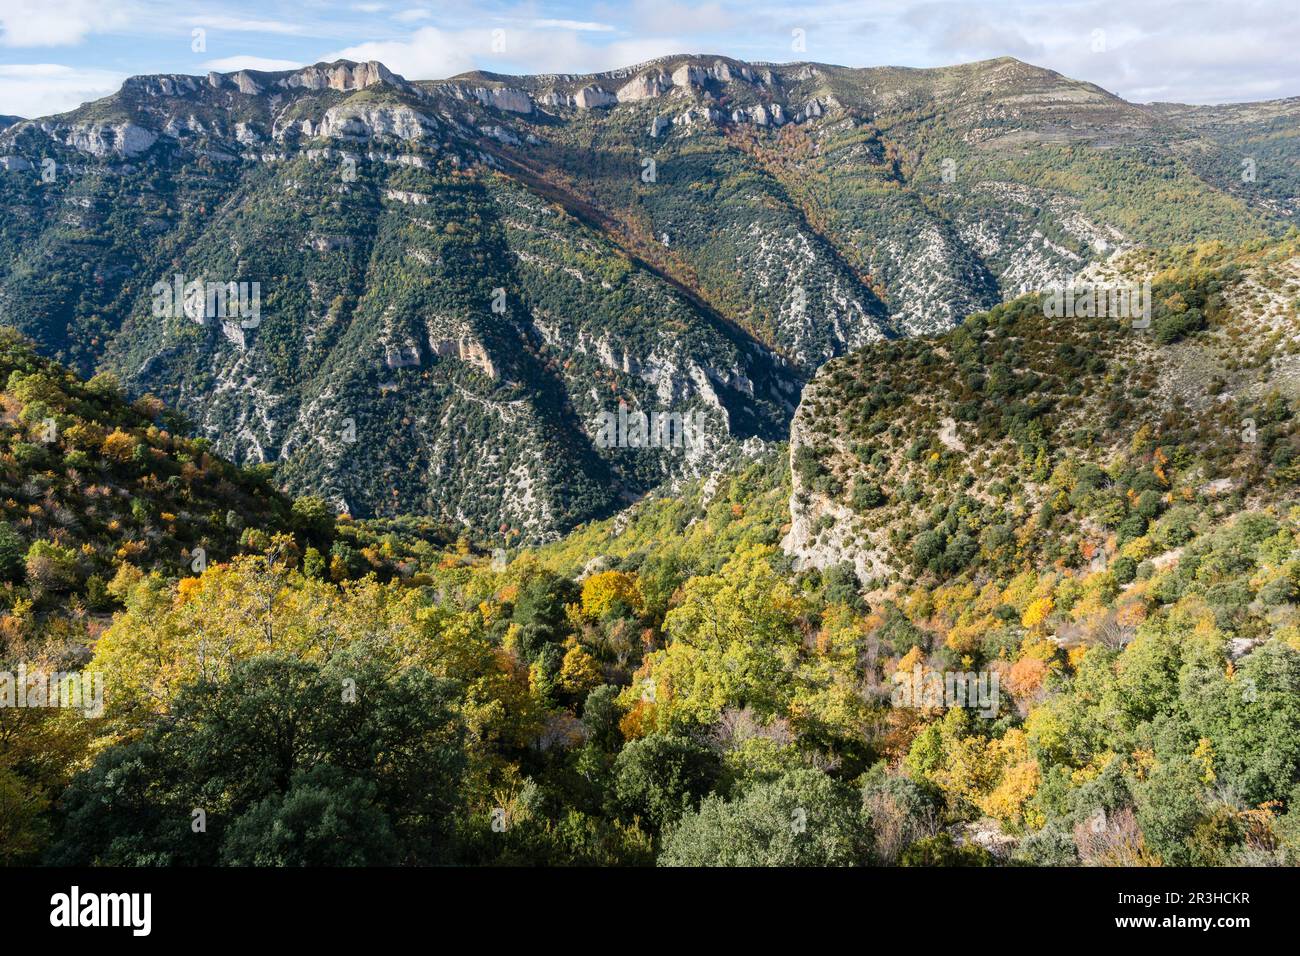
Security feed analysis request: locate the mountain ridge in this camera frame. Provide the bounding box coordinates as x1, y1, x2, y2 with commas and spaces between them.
2, 52, 1298, 538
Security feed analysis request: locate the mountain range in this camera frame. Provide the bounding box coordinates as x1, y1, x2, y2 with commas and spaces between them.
2, 53, 1298, 539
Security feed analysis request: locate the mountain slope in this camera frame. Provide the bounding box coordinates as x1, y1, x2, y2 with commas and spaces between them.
1, 55, 1298, 537
782, 239, 1300, 593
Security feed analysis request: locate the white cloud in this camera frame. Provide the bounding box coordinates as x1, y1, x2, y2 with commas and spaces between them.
202, 55, 303, 73
891, 0, 1300, 103
0, 0, 135, 47
531, 20, 615, 32
327, 25, 686, 80
327, 27, 478, 80
0, 63, 125, 117
191, 15, 308, 36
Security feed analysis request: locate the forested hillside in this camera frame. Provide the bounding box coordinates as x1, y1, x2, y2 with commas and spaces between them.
3, 54, 1300, 870
5, 250, 1300, 863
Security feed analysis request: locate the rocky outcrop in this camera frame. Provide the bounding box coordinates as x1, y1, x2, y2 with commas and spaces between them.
317, 104, 436, 141
50, 121, 158, 158
469, 86, 533, 114
573, 86, 617, 109
429, 336, 498, 378
671, 64, 707, 88
280, 61, 399, 93
233, 71, 262, 95
125, 74, 201, 97
618, 72, 671, 102
781, 379, 892, 584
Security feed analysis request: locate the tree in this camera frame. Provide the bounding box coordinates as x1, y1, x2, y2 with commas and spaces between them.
24, 540, 78, 593
0, 521, 24, 581
579, 570, 643, 621
290, 495, 336, 547
899, 833, 993, 866
48, 655, 466, 865
612, 733, 723, 832
644, 545, 805, 729
220, 766, 400, 865
659, 769, 873, 866
558, 639, 603, 699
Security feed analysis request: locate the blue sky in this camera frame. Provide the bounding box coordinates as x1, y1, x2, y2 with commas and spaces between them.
2, 0, 1298, 117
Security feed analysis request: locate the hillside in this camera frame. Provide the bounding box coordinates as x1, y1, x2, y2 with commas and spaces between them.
3, 251, 1300, 866
0, 328, 295, 631
1, 55, 1298, 537
784, 240, 1300, 590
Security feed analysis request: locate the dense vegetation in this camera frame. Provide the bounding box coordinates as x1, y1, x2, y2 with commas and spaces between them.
4, 297, 1300, 865
3, 56, 1300, 868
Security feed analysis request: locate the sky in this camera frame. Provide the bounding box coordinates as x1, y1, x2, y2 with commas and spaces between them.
1, 0, 1297, 118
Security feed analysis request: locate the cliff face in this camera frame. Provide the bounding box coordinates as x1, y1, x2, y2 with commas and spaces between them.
781, 385, 894, 585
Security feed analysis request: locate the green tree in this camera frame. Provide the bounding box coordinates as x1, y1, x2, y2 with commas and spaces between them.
659, 769, 873, 866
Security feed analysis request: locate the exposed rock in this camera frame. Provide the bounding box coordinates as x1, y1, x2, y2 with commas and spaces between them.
781, 384, 893, 584
469, 86, 533, 114
478, 124, 519, 144
318, 104, 436, 141
671, 64, 706, 88
618, 72, 670, 102
384, 188, 432, 205
281, 61, 399, 93
233, 71, 262, 95
124, 74, 199, 97
429, 336, 499, 378
1228, 637, 1262, 659
573, 86, 617, 109
54, 122, 158, 158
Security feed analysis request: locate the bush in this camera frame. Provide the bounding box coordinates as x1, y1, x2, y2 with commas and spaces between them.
1112, 555, 1138, 585
659, 769, 872, 866
24, 539, 79, 593
612, 733, 722, 832
0, 522, 25, 581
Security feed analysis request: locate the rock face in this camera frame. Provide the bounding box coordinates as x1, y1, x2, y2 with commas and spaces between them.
469, 87, 533, 114
233, 71, 262, 95
281, 61, 398, 93
429, 336, 498, 378
52, 122, 158, 157
573, 86, 617, 109
618, 72, 670, 102
671, 64, 706, 88
318, 104, 436, 141
781, 385, 892, 584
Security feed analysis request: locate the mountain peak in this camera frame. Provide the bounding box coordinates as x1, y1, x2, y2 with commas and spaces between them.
203, 59, 407, 95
